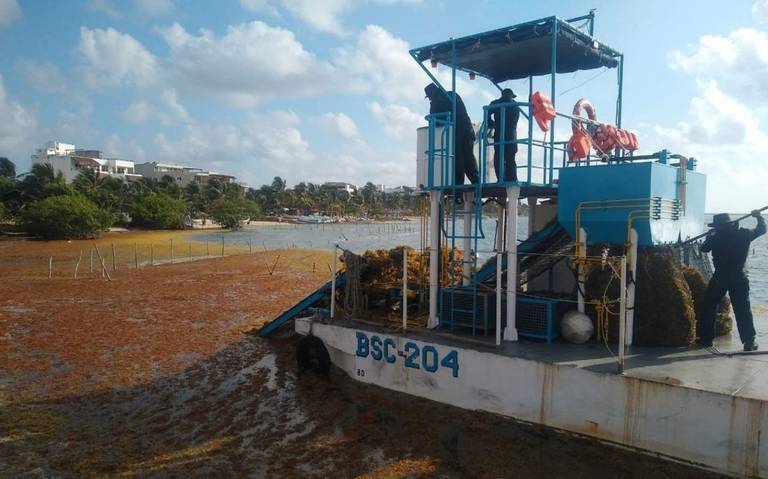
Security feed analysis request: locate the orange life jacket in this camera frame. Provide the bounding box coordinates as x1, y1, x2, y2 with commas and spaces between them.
530, 91, 556, 132
568, 131, 591, 162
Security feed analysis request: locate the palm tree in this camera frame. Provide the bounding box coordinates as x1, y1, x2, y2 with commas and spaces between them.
20, 163, 57, 200
0, 158, 15, 178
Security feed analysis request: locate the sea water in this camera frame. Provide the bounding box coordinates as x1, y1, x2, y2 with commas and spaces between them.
196, 215, 768, 340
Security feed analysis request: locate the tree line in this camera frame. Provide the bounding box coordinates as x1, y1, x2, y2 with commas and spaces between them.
0, 157, 421, 239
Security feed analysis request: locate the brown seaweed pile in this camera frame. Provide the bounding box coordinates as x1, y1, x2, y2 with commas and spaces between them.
584, 247, 735, 347
681, 266, 733, 337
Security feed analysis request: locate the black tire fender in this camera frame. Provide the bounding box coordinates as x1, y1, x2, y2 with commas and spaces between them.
296, 335, 331, 375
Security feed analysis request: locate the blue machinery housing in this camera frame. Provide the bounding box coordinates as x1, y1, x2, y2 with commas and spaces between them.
260, 13, 706, 339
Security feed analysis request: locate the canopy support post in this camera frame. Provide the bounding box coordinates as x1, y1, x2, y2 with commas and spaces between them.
549, 17, 558, 186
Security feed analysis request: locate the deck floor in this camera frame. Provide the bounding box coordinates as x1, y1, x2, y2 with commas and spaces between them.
337, 318, 768, 402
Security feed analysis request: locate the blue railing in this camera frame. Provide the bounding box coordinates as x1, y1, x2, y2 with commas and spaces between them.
423, 102, 575, 192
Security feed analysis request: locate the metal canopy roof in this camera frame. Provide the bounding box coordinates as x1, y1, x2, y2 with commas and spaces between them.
410, 17, 621, 83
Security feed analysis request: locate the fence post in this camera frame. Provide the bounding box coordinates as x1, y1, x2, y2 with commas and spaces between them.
134, 243, 139, 268
150, 243, 154, 266
170, 238, 174, 264
111, 242, 117, 270
74, 250, 82, 279
188, 241, 192, 259
93, 244, 112, 281
90, 248, 94, 274
248, 238, 253, 254
221, 234, 224, 256
48, 256, 53, 279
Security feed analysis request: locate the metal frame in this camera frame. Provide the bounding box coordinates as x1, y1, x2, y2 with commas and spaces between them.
413, 12, 624, 339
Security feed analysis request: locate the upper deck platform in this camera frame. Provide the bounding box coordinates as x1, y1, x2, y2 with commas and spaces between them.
411, 15, 621, 83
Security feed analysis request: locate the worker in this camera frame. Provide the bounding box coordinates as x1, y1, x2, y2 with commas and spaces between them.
424, 83, 479, 193
487, 88, 520, 182
698, 210, 766, 351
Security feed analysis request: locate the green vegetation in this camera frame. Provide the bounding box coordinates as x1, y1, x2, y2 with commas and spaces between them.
19, 194, 112, 239
209, 197, 259, 230
130, 193, 187, 230
0, 157, 421, 237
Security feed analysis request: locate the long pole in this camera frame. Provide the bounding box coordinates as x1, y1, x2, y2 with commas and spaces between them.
680, 205, 768, 245
626, 229, 638, 346
402, 248, 408, 332
618, 255, 627, 374
330, 244, 337, 320
504, 186, 520, 341
170, 238, 174, 264
577, 227, 587, 314
111, 242, 116, 270
495, 251, 502, 346
134, 243, 139, 268
428, 191, 440, 329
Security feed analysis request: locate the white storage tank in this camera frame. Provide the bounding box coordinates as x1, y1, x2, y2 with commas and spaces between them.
416, 126, 444, 190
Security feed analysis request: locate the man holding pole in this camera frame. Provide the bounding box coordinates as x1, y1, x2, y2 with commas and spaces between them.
698, 210, 766, 350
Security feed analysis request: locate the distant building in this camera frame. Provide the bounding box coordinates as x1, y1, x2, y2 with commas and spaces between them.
384, 185, 413, 194
134, 162, 236, 187
31, 141, 140, 182
323, 181, 356, 195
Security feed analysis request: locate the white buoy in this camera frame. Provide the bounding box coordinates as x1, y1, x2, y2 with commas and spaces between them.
560, 310, 594, 344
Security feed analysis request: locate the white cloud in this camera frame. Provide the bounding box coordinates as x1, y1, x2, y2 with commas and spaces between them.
321, 112, 360, 139
86, 0, 121, 18
78, 27, 159, 88
668, 28, 768, 103
0, 74, 36, 163
240, 0, 280, 15
158, 21, 338, 107
282, 0, 351, 35
15, 60, 66, 93
754, 0, 768, 23
645, 81, 768, 213
335, 25, 424, 102
0, 0, 21, 29
105, 134, 147, 162
240, 0, 421, 35
369, 101, 424, 139
120, 101, 153, 123
134, 0, 173, 16
119, 89, 189, 125
154, 111, 314, 184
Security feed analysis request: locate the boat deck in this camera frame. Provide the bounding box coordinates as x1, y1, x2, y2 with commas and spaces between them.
335, 318, 768, 402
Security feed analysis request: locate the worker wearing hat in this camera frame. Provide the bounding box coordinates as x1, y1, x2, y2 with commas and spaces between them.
424, 83, 480, 193
699, 210, 766, 350
487, 88, 520, 182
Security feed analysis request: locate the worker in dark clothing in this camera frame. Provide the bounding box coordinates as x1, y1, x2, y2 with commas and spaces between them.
699, 210, 766, 350
487, 88, 520, 182
424, 83, 479, 187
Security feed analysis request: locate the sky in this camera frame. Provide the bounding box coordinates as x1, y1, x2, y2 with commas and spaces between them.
0, 0, 767, 212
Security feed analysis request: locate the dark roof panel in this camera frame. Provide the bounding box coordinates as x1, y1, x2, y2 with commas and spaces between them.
411, 18, 620, 82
